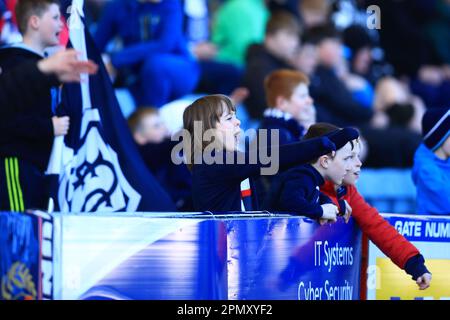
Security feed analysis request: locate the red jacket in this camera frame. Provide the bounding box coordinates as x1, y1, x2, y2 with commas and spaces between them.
321, 180, 419, 269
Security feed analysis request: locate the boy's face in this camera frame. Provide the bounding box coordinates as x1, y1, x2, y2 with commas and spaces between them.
281, 83, 315, 125
36, 4, 63, 47
135, 113, 168, 144
294, 43, 318, 75
318, 38, 343, 67
342, 141, 362, 186
324, 142, 353, 185
267, 30, 299, 60
215, 103, 241, 152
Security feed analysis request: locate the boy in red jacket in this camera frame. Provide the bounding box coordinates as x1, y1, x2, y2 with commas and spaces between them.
314, 123, 432, 290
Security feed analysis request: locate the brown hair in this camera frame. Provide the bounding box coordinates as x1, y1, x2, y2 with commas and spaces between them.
15, 0, 59, 34
182, 94, 236, 170
127, 107, 159, 134
303, 122, 339, 140
265, 10, 301, 37
303, 122, 359, 160
264, 69, 310, 107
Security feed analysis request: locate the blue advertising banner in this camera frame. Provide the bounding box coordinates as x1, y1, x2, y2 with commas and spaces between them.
52, 213, 361, 300
0, 211, 53, 300
226, 216, 362, 300
1, 212, 362, 300
55, 213, 227, 300
384, 215, 450, 242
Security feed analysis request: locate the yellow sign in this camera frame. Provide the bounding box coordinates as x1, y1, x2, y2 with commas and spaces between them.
376, 258, 450, 300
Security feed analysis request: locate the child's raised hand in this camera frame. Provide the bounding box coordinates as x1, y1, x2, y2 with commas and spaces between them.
416, 273, 432, 290
52, 116, 70, 136
38, 49, 98, 83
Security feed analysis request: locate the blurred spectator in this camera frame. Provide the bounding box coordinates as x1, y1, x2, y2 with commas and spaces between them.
292, 37, 318, 77
369, 0, 439, 78
94, 0, 199, 107
259, 69, 316, 144
299, 0, 331, 29
211, 0, 269, 67
0, 0, 21, 45
307, 24, 373, 127
183, 0, 243, 96
342, 25, 376, 84
128, 107, 193, 211
423, 0, 450, 65
374, 77, 426, 133
368, 0, 450, 109
357, 76, 424, 168
243, 10, 301, 120
267, 0, 301, 20
412, 107, 450, 215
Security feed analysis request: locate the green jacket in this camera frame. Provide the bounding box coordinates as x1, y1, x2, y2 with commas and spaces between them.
212, 0, 269, 67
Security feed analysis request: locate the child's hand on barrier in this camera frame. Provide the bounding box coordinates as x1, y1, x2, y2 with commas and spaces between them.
320, 203, 338, 225
343, 200, 352, 223
416, 273, 432, 290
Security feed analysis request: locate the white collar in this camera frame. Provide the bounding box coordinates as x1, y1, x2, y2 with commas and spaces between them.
263, 108, 293, 121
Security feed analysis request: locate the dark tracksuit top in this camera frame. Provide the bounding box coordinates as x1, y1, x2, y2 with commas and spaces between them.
0, 46, 56, 171
0, 46, 57, 211
191, 137, 335, 212
263, 164, 334, 218
0, 60, 59, 109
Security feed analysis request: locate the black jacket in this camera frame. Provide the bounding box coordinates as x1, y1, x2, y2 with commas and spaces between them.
0, 47, 57, 171
310, 65, 373, 127
242, 44, 293, 119
191, 137, 335, 212
263, 164, 333, 218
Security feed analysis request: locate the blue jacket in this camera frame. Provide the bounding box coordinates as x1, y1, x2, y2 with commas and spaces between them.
412, 143, 450, 215
94, 0, 192, 68
191, 137, 335, 212
263, 164, 333, 218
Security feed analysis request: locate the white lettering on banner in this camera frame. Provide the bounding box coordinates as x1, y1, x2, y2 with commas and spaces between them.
394, 221, 422, 237
323, 241, 354, 272
314, 241, 322, 266
297, 280, 353, 300
425, 222, 450, 238
41, 218, 53, 300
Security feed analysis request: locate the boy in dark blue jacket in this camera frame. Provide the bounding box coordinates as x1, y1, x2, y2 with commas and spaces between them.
254, 68, 317, 207
264, 124, 359, 223
259, 69, 316, 145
